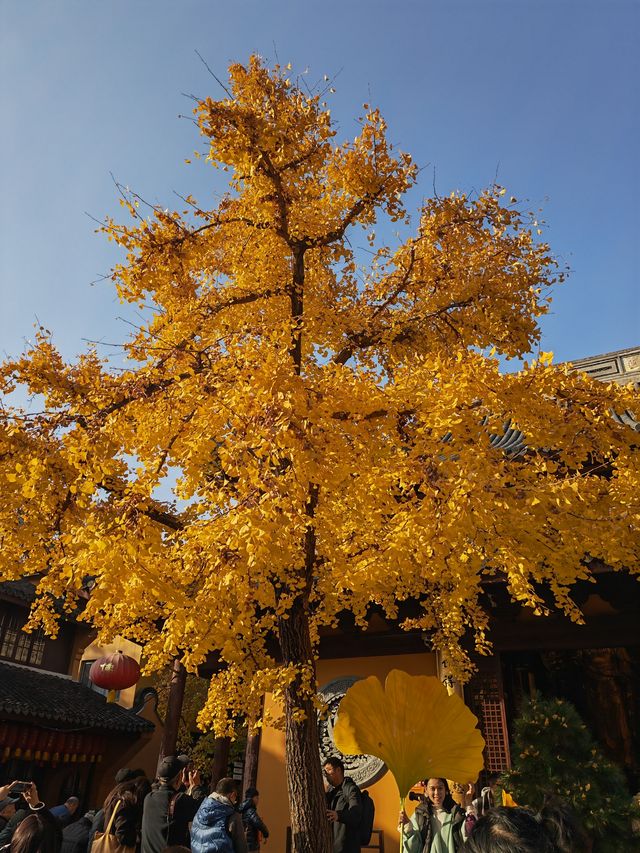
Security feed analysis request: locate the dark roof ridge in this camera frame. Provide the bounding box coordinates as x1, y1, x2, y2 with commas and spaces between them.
0, 660, 154, 733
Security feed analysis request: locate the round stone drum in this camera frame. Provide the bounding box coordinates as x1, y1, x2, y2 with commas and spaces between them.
317, 675, 387, 788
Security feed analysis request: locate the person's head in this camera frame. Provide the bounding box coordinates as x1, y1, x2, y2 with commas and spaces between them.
10, 812, 62, 853
323, 757, 345, 788
463, 806, 556, 853
486, 772, 500, 791
0, 798, 19, 820
424, 778, 452, 811
244, 787, 259, 805
114, 768, 136, 784
215, 778, 239, 804
64, 798, 79, 816
540, 797, 591, 853
133, 777, 152, 804
156, 755, 188, 789
103, 778, 149, 817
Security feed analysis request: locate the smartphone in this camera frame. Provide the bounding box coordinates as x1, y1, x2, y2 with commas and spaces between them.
10, 782, 31, 794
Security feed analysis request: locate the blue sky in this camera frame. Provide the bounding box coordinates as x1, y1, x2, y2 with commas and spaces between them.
1, 0, 638, 368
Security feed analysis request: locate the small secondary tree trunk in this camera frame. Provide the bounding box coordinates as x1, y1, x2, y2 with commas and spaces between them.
279, 598, 333, 853
242, 713, 263, 794
158, 658, 186, 767
210, 736, 231, 789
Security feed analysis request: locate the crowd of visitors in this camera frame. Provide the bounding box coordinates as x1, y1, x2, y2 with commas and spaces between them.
0, 756, 269, 853
0, 753, 619, 853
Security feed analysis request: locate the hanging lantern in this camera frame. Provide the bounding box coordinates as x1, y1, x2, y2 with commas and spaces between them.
77, 732, 89, 763
1, 722, 18, 761
62, 732, 72, 764
35, 728, 49, 762
23, 727, 38, 761
51, 731, 65, 765
42, 730, 57, 762
89, 651, 140, 702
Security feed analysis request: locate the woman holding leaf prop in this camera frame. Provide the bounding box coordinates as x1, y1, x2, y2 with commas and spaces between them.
332, 670, 484, 852
398, 778, 471, 852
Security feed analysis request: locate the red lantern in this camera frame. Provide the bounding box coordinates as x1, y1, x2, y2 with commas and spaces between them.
62, 732, 72, 764
42, 731, 57, 762
77, 732, 88, 763
23, 727, 38, 760
69, 732, 82, 762
1, 723, 18, 761
52, 731, 65, 765
89, 651, 140, 702
34, 729, 49, 762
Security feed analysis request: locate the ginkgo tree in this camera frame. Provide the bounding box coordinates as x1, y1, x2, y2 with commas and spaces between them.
1, 56, 638, 853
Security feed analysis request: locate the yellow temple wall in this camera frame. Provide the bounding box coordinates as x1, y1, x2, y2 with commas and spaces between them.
257, 651, 438, 853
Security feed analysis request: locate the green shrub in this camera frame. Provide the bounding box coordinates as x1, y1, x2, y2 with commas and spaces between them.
501, 696, 640, 852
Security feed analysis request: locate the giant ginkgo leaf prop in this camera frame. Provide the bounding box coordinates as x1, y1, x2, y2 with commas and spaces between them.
333, 669, 485, 800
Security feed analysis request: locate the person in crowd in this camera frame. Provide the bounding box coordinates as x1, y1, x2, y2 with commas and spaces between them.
190, 777, 247, 853
469, 773, 517, 818
461, 806, 556, 853
49, 802, 79, 829
0, 796, 21, 835
60, 813, 95, 853
141, 756, 203, 853
0, 785, 34, 849
470, 774, 499, 819
88, 769, 145, 850
539, 797, 592, 853
324, 756, 362, 853
100, 778, 152, 852
3, 782, 62, 853
399, 778, 469, 852
238, 788, 269, 852
114, 772, 138, 787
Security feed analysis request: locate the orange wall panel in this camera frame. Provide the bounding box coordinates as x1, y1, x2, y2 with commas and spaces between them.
257, 651, 438, 853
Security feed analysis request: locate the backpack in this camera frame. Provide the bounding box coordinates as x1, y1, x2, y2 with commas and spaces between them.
359, 790, 375, 846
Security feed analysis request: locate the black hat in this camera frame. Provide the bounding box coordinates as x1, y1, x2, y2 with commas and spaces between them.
0, 797, 20, 812
114, 768, 136, 784
157, 755, 188, 781
245, 787, 259, 799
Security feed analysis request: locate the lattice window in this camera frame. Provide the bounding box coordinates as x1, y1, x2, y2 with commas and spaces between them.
466, 659, 511, 772
0, 610, 45, 665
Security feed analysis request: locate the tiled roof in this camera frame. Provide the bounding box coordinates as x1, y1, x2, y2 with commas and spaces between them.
0, 661, 154, 733
0, 579, 37, 604
570, 346, 640, 431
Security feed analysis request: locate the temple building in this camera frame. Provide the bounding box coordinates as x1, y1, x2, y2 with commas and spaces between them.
255, 346, 640, 853
1, 346, 638, 850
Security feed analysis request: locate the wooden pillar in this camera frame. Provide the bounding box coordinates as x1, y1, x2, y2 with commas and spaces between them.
210, 736, 231, 789
242, 725, 262, 795
158, 659, 186, 767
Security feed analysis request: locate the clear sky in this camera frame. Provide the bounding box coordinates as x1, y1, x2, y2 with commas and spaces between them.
1, 0, 638, 368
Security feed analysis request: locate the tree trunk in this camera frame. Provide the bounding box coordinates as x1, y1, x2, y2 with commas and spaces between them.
210, 736, 231, 789
242, 712, 263, 795
158, 658, 186, 767
279, 599, 333, 853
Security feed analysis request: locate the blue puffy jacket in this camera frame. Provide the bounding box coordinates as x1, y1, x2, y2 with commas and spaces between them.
190, 795, 235, 853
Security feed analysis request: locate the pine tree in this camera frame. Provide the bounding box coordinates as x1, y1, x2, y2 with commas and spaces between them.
502, 697, 640, 852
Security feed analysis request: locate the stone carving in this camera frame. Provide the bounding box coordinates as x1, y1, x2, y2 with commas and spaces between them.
317, 675, 387, 788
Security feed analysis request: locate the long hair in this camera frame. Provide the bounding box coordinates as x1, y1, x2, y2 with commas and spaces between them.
539, 797, 591, 853
103, 777, 150, 824
463, 807, 556, 853
10, 812, 62, 853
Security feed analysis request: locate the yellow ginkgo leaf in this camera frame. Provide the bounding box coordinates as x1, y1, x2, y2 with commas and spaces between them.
333, 669, 485, 799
